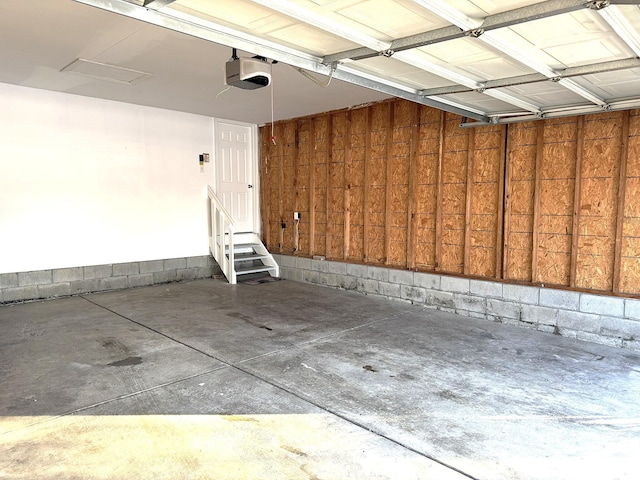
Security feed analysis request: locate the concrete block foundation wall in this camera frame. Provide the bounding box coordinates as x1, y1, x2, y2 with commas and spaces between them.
0, 256, 221, 304
273, 254, 640, 352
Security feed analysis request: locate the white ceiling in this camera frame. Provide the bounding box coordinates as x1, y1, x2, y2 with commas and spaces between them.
2, 0, 640, 126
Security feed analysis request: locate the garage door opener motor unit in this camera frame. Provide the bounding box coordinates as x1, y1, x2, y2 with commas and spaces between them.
225, 50, 271, 90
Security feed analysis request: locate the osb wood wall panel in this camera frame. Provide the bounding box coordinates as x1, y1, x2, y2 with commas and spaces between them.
467, 124, 505, 278
535, 118, 578, 286
575, 112, 622, 291
413, 107, 442, 270
504, 122, 536, 281
621, 111, 640, 294
259, 99, 640, 296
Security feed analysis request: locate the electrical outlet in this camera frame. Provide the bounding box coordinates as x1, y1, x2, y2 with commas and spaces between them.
294, 212, 300, 220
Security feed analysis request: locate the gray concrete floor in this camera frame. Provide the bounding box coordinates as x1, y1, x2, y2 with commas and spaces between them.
1, 278, 639, 480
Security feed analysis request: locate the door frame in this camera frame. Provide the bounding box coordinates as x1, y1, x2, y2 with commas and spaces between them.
212, 117, 261, 235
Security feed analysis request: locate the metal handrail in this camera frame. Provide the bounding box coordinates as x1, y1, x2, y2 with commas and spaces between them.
207, 186, 236, 284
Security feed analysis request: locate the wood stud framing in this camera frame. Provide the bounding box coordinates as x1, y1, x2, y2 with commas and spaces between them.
570, 116, 584, 287
407, 103, 420, 270
531, 122, 544, 283
495, 125, 507, 279
613, 110, 631, 293
260, 100, 640, 296
363, 108, 372, 263
435, 111, 445, 272
308, 118, 316, 256
384, 103, 395, 265
464, 129, 475, 275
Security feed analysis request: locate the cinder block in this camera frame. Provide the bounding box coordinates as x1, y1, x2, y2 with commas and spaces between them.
128, 273, 154, 287
537, 324, 557, 334
278, 255, 297, 268
357, 278, 379, 294
625, 299, 640, 320
70, 279, 101, 295
520, 305, 558, 326
516, 320, 537, 330
454, 293, 486, 314
322, 273, 339, 287
556, 327, 578, 339
140, 260, 165, 273
623, 338, 640, 352
53, 267, 83, 283
500, 316, 523, 327
327, 261, 347, 275
177, 268, 197, 281
346, 263, 367, 278
503, 284, 539, 304
388, 269, 413, 286
84, 264, 113, 280
556, 310, 600, 334
296, 257, 312, 270
599, 316, 640, 341
539, 288, 580, 311
3, 286, 38, 302
278, 266, 290, 279
441, 276, 470, 294
38, 283, 71, 299
486, 299, 521, 321
367, 266, 389, 282
196, 266, 214, 278
0, 273, 19, 288
164, 258, 186, 271
378, 281, 401, 298
287, 269, 304, 283
576, 331, 622, 349
469, 279, 502, 298
401, 285, 426, 304
187, 256, 209, 268
303, 270, 320, 284
580, 293, 624, 317
111, 262, 138, 276
101, 276, 128, 291
311, 259, 329, 273
414, 272, 440, 290
337, 275, 357, 290
153, 270, 178, 284
425, 289, 455, 310
18, 270, 52, 287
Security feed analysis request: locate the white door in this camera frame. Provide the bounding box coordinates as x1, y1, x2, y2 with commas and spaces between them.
214, 120, 257, 233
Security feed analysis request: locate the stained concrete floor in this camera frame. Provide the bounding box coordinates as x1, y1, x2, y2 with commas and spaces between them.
1, 278, 639, 480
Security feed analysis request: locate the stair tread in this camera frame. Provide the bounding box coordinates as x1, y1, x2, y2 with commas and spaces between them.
235, 265, 276, 275
232, 253, 269, 261
227, 242, 261, 250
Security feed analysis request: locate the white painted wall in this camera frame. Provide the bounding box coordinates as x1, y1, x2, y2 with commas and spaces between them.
0, 83, 216, 274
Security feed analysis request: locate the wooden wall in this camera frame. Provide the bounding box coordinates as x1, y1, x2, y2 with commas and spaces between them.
260, 99, 640, 296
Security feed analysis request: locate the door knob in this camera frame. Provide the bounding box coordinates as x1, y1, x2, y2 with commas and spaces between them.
248, 184, 253, 188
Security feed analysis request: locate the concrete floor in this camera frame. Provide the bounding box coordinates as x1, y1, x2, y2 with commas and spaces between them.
1, 278, 639, 480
